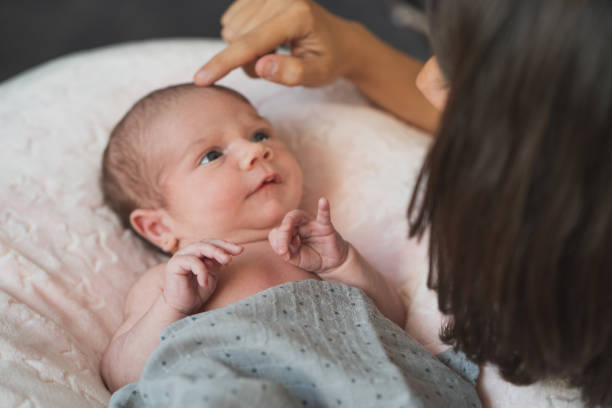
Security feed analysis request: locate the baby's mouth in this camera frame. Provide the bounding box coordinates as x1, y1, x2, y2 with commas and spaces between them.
249, 173, 281, 196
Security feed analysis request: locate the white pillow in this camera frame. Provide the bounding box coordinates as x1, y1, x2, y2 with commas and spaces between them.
0, 39, 581, 407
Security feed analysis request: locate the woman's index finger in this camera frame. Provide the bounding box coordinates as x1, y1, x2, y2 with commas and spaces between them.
194, 6, 309, 85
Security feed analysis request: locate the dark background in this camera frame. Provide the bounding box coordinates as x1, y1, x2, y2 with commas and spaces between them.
0, 0, 429, 83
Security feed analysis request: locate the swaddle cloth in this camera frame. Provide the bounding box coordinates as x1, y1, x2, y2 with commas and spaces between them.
109, 280, 480, 407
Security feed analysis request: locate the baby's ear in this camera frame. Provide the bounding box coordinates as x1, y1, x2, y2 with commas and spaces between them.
129, 208, 177, 253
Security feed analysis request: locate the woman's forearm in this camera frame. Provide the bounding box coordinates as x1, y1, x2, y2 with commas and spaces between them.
344, 23, 440, 134
101, 295, 187, 392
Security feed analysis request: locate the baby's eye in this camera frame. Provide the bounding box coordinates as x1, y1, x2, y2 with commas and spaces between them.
200, 149, 223, 165
251, 131, 270, 142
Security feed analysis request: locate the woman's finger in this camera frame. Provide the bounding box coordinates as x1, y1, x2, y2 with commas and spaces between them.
221, 0, 253, 27
252, 54, 304, 86
194, 4, 310, 85
226, 3, 278, 41
242, 60, 259, 78
222, 2, 262, 41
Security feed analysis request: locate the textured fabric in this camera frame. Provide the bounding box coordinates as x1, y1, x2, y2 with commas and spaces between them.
0, 39, 440, 408
109, 280, 480, 408
437, 349, 479, 386
0, 38, 584, 407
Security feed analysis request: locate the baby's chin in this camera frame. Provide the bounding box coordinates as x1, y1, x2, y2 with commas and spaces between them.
228, 214, 288, 245
180, 220, 285, 247
179, 199, 300, 246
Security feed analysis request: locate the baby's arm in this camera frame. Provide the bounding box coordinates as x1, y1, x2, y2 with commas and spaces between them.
269, 198, 406, 327
319, 244, 406, 327
101, 240, 242, 392
100, 263, 182, 391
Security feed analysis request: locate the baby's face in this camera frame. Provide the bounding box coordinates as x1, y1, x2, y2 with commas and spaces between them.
151, 89, 303, 248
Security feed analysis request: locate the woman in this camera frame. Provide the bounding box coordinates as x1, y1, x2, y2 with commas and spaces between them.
194, 1, 612, 406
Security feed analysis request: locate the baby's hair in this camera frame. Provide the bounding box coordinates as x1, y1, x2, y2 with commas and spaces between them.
101, 83, 250, 246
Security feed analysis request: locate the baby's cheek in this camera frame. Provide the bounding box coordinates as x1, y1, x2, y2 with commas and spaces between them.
289, 160, 304, 206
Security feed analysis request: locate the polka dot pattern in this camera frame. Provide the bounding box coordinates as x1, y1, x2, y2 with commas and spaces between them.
109, 280, 480, 407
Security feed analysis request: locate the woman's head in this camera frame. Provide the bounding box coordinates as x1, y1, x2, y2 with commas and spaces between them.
410, 0, 612, 405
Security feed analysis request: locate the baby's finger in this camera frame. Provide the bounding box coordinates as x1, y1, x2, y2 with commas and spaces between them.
173, 255, 217, 288
176, 241, 239, 265
268, 227, 289, 256
280, 209, 311, 232
168, 255, 207, 278
196, 268, 205, 287
316, 197, 332, 225
176, 245, 230, 264
203, 258, 220, 275
205, 239, 244, 255
289, 233, 301, 254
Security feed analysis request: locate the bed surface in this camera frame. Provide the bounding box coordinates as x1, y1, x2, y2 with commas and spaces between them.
0, 39, 582, 407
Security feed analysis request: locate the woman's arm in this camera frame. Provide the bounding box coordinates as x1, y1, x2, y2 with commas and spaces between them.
343, 23, 440, 134
195, 0, 439, 133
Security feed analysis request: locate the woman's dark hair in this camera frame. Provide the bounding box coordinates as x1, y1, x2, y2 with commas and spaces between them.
409, 0, 612, 406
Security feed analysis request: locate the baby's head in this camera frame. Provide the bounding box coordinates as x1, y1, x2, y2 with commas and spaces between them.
102, 83, 303, 253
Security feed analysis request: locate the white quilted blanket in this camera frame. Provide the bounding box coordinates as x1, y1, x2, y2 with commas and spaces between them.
0, 39, 582, 407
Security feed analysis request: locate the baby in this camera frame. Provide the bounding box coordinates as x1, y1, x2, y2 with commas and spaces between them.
100, 83, 407, 392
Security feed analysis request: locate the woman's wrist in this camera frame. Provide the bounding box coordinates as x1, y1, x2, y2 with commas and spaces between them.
336, 21, 440, 133
340, 21, 375, 82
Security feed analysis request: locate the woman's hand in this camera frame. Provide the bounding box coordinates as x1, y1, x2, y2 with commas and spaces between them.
197, 0, 440, 132
194, 0, 360, 87
268, 197, 349, 274
163, 240, 243, 315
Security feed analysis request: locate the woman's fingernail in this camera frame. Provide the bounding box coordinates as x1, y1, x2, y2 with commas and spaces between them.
195, 70, 212, 84
263, 61, 278, 78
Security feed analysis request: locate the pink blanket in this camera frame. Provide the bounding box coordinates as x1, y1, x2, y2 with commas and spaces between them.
0, 39, 581, 407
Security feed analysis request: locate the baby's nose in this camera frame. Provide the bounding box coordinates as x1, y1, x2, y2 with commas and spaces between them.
239, 142, 273, 170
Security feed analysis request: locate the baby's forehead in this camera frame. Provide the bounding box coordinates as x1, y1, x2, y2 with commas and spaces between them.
147, 86, 251, 128
147, 87, 263, 153
180, 86, 253, 110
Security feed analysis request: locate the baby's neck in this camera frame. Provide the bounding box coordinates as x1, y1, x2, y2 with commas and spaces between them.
229, 228, 274, 247
231, 239, 312, 284
201, 239, 319, 312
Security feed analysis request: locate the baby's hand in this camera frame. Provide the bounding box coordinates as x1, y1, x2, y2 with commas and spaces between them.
269, 197, 349, 274
163, 240, 243, 315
